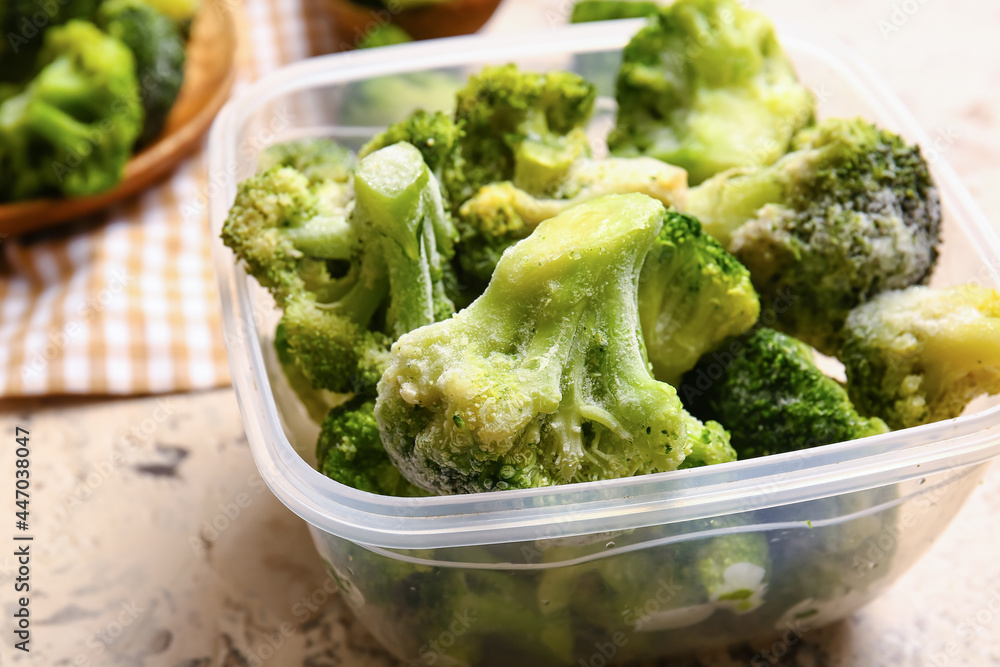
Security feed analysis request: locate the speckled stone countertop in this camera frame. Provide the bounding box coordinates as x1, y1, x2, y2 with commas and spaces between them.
2, 0, 1000, 665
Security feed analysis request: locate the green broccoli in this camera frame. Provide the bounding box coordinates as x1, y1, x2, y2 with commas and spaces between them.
571, 1, 661, 23
454, 157, 688, 283
609, 0, 815, 185
223, 141, 456, 395
839, 285, 1000, 430
376, 194, 733, 495
257, 137, 356, 186
316, 398, 428, 496
686, 118, 942, 355
683, 328, 889, 459
451, 64, 597, 204
357, 23, 413, 49
337, 70, 462, 128
638, 212, 760, 387
98, 0, 187, 148
0, 20, 143, 201
0, 0, 105, 84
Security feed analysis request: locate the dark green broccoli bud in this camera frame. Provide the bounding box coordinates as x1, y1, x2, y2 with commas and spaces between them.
571, 0, 660, 23
839, 285, 1000, 430
376, 194, 732, 494
638, 212, 759, 387
317, 398, 427, 496
223, 141, 457, 395
455, 157, 688, 282
0, 0, 105, 84
0, 20, 144, 201
357, 23, 413, 49
98, 0, 187, 148
683, 328, 889, 459
609, 0, 815, 185
687, 118, 942, 355
452, 64, 597, 202
258, 137, 356, 186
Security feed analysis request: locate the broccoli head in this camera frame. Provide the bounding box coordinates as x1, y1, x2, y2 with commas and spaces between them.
456, 156, 688, 282
317, 398, 428, 496
223, 141, 456, 394
839, 285, 1000, 430
258, 137, 356, 186
0, 20, 144, 201
609, 0, 815, 185
687, 118, 942, 355
570, 1, 660, 23
452, 64, 597, 203
683, 328, 889, 459
638, 212, 760, 387
376, 194, 733, 495
357, 23, 413, 49
98, 0, 187, 148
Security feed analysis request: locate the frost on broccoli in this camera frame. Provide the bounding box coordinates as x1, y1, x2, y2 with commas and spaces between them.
222, 141, 456, 395
456, 157, 688, 282
839, 285, 1000, 430
609, 0, 815, 185
376, 194, 733, 495
638, 212, 759, 387
683, 328, 889, 459
686, 118, 942, 355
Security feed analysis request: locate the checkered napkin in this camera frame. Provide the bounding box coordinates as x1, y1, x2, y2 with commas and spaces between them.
0, 0, 555, 398
0, 0, 345, 397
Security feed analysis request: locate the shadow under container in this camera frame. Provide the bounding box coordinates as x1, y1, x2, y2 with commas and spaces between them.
209, 20, 1000, 666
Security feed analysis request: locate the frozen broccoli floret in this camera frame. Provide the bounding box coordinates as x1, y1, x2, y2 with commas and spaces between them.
638, 212, 759, 387
683, 328, 889, 459
456, 157, 688, 281
0, 20, 143, 201
317, 398, 428, 496
258, 137, 356, 186
610, 0, 815, 185
839, 285, 1000, 430
376, 194, 732, 495
686, 118, 942, 355
451, 64, 597, 203
98, 0, 187, 148
223, 141, 456, 394
571, 0, 660, 23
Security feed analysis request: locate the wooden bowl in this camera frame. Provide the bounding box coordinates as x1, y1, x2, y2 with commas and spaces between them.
322, 0, 504, 49
0, 0, 238, 236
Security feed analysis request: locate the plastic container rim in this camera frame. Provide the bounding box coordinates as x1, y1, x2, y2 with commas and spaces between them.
209, 19, 1000, 550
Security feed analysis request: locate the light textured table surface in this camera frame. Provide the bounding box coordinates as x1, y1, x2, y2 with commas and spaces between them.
3, 0, 1000, 665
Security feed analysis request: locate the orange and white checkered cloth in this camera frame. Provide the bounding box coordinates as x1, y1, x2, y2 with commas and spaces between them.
0, 0, 344, 397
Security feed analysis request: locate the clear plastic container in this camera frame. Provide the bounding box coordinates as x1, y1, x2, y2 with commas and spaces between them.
209, 19, 1000, 666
